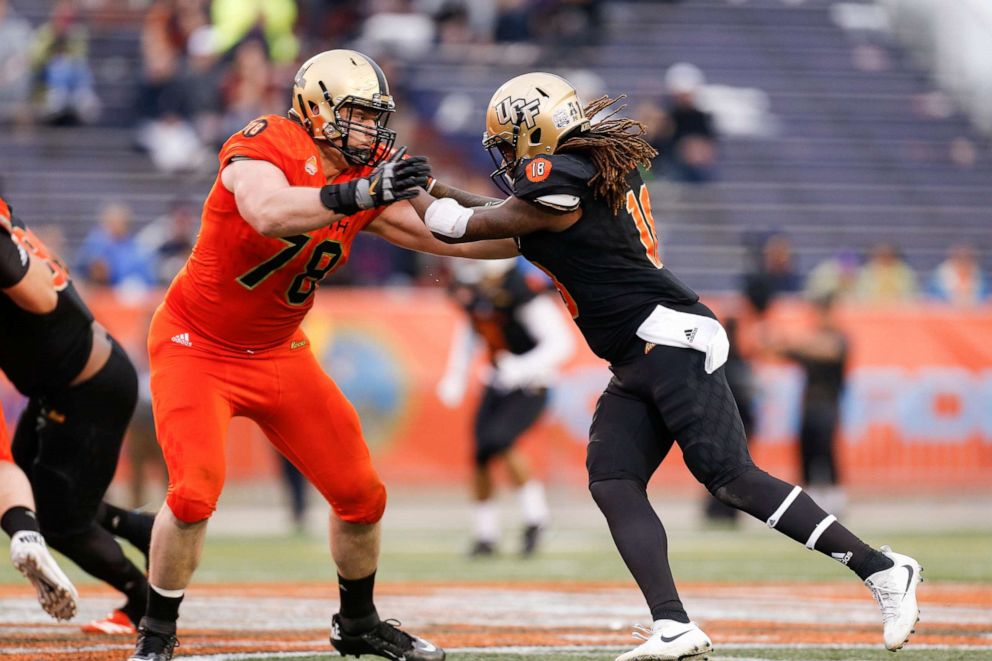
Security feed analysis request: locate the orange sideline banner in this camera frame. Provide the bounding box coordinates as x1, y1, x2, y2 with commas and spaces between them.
2, 290, 990, 491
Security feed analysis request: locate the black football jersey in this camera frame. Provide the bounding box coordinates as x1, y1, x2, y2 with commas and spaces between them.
512, 153, 698, 364
453, 265, 541, 363
0, 205, 95, 396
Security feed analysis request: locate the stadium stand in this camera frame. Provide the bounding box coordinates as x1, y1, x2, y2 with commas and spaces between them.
0, 0, 989, 292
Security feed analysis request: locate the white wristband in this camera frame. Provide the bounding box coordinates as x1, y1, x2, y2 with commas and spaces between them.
424, 197, 473, 238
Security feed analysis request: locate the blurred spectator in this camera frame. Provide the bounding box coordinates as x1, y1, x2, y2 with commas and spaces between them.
805, 250, 861, 301
76, 202, 156, 289
278, 454, 308, 535
742, 233, 801, 313
136, 197, 199, 285
0, 0, 33, 122
183, 25, 225, 147
928, 244, 988, 305
219, 39, 277, 138
135, 16, 211, 172
535, 0, 603, 50
765, 294, 848, 517
494, 0, 532, 42
648, 63, 718, 183
855, 243, 918, 302
211, 0, 298, 64
31, 0, 100, 125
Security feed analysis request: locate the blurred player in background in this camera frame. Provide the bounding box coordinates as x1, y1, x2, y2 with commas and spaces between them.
0, 406, 78, 621
413, 72, 923, 660
437, 257, 573, 557
0, 195, 155, 635
764, 293, 849, 517
129, 49, 516, 661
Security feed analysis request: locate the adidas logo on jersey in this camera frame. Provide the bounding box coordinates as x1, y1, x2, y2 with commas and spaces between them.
684, 327, 698, 343
831, 551, 853, 565
171, 332, 192, 347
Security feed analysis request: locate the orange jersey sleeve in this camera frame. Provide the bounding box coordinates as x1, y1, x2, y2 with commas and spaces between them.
0, 405, 11, 463
164, 116, 384, 352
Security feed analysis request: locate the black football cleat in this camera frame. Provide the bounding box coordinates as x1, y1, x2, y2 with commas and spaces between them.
330, 613, 445, 660
128, 617, 179, 661
521, 524, 543, 557
468, 539, 496, 558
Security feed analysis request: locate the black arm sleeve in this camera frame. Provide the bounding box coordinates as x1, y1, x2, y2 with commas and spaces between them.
0, 229, 29, 288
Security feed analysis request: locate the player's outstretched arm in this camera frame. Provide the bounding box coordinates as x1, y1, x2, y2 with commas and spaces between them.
411, 190, 580, 243
222, 152, 430, 238
367, 191, 519, 259
428, 179, 503, 208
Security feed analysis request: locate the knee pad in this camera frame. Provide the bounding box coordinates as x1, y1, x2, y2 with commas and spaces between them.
166, 485, 218, 524
329, 476, 387, 525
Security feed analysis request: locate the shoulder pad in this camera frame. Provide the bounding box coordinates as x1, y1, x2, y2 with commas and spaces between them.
511, 153, 597, 207
218, 115, 300, 170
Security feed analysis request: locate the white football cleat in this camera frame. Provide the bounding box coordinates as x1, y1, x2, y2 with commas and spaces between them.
615, 619, 712, 661
10, 530, 78, 621
865, 545, 923, 651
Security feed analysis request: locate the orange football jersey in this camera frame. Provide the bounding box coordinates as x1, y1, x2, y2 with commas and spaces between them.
163, 115, 383, 351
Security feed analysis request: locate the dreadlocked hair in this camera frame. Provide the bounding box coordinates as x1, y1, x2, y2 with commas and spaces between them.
557, 95, 658, 214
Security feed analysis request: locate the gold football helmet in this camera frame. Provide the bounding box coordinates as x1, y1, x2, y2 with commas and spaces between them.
289, 49, 395, 165
483, 72, 590, 193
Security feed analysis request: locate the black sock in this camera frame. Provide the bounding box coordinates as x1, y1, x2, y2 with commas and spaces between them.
147, 586, 184, 624
338, 571, 378, 627
97, 502, 154, 555
1, 506, 41, 537
714, 469, 894, 581
590, 479, 689, 624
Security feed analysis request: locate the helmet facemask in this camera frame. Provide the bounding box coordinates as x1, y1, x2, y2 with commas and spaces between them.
483, 126, 519, 196
318, 89, 396, 166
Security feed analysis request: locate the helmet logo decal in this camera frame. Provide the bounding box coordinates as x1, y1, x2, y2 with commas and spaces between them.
552, 102, 581, 129
494, 96, 542, 129
242, 118, 269, 138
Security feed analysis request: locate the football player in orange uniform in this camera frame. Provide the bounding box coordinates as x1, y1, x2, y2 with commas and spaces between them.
128, 50, 516, 661
0, 407, 78, 621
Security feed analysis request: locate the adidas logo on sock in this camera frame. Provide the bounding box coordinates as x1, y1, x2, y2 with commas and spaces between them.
684, 327, 698, 343
831, 551, 853, 565
171, 332, 192, 347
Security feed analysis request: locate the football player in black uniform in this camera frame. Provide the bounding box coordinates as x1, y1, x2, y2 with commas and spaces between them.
0, 196, 156, 635
1, 406, 78, 621
412, 73, 922, 659
437, 257, 573, 557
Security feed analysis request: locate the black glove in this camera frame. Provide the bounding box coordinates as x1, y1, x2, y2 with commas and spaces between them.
320, 147, 432, 216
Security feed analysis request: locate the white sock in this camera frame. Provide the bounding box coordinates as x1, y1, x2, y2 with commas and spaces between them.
519, 480, 549, 526
472, 501, 499, 542
150, 584, 185, 599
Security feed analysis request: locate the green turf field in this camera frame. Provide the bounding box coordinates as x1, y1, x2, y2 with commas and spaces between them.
3, 525, 979, 586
